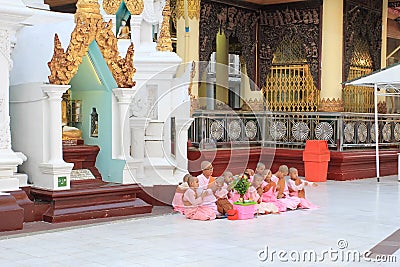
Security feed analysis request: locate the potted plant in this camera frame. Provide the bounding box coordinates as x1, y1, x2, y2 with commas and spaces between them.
233, 173, 251, 204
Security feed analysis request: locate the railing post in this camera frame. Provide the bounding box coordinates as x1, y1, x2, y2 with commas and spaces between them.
398, 152, 400, 182
338, 114, 343, 151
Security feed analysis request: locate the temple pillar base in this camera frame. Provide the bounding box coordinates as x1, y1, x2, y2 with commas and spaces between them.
0, 193, 24, 231
38, 162, 74, 191
9, 189, 35, 222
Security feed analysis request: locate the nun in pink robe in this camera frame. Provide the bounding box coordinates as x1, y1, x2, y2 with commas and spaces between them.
287, 178, 319, 209
183, 187, 216, 221
261, 182, 286, 212
275, 177, 301, 210
171, 182, 189, 214
247, 185, 279, 214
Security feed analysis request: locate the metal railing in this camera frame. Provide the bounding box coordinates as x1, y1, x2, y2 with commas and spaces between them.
189, 110, 400, 151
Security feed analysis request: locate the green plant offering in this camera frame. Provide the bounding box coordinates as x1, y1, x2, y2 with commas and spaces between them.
233, 201, 257, 206
234, 176, 251, 203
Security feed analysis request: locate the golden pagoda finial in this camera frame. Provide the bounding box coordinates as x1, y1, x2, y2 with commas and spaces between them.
156, 0, 173, 52
103, 0, 144, 15
75, 0, 103, 22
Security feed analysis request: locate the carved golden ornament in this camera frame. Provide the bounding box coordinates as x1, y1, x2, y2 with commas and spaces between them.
343, 64, 373, 113
188, 61, 196, 96
75, 0, 102, 21
264, 64, 319, 112
48, 0, 136, 88
244, 98, 265, 111
378, 101, 387, 114
175, 0, 200, 20
125, 0, 144, 15
102, 0, 120, 14
318, 98, 344, 112
156, 0, 173, 52
102, 0, 144, 15
190, 95, 199, 117
96, 20, 136, 88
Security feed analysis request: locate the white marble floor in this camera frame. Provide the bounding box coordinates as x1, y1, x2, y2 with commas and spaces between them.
0, 176, 400, 266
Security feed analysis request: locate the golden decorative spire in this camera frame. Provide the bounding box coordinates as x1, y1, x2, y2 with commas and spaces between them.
156, 0, 173, 52
47, 0, 136, 88
75, 0, 102, 22
102, 0, 144, 15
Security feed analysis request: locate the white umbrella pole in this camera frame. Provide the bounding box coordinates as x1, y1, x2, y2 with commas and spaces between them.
374, 84, 380, 182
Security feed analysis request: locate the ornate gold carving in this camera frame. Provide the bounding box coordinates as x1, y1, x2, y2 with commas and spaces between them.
190, 96, 199, 116
102, 0, 121, 14
263, 64, 319, 112
378, 101, 387, 114
175, 0, 200, 20
318, 98, 344, 112
273, 35, 307, 65
350, 38, 373, 68
75, 0, 102, 21
156, 0, 173, 52
244, 98, 265, 111
189, 61, 197, 116
188, 61, 195, 96
96, 20, 136, 88
125, 0, 144, 15
102, 0, 144, 15
48, 0, 136, 88
343, 45, 373, 113
48, 35, 69, 85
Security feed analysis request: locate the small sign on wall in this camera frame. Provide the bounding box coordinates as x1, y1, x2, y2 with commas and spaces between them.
58, 176, 67, 187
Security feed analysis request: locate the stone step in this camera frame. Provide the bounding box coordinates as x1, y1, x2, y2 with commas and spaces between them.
29, 182, 152, 223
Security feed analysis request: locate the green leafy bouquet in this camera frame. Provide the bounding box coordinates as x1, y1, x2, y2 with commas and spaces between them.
233, 174, 251, 203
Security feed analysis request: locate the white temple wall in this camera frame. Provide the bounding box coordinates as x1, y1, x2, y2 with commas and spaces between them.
9, 83, 46, 184
10, 15, 74, 85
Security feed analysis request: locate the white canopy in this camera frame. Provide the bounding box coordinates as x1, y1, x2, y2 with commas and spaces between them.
345, 63, 400, 182
346, 63, 400, 89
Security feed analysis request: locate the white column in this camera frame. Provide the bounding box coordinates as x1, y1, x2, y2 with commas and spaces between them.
112, 88, 136, 159
175, 118, 193, 173
0, 29, 22, 192
128, 117, 150, 179
130, 15, 143, 48
130, 118, 150, 160
39, 84, 73, 190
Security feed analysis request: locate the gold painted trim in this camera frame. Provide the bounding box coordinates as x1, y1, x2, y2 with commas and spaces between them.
102, 0, 144, 15
175, 0, 200, 20
318, 98, 344, 112
156, 0, 173, 52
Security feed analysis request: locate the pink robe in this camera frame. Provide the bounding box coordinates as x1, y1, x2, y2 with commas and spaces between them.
245, 186, 279, 214
275, 179, 301, 210
197, 188, 217, 214
183, 188, 216, 220
171, 182, 189, 214
287, 179, 319, 209
229, 190, 241, 203
262, 185, 286, 212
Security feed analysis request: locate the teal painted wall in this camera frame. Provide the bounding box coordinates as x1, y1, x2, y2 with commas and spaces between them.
69, 41, 125, 183
116, 2, 131, 35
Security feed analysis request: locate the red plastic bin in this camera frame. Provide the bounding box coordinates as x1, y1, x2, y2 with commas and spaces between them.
303, 140, 330, 182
